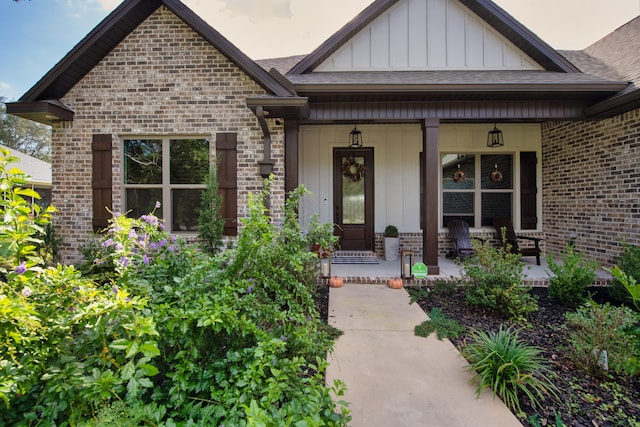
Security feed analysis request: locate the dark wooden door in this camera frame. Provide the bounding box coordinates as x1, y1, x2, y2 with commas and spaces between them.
333, 148, 374, 250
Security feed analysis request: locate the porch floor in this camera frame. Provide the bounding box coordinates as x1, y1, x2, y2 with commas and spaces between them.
327, 255, 611, 286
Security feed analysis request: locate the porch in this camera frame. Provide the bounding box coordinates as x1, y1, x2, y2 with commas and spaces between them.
323, 252, 612, 286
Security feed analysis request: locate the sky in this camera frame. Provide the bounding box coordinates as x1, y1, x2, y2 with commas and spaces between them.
1, 0, 638, 101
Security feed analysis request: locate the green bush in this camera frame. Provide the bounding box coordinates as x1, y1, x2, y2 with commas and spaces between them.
461, 238, 538, 320
198, 166, 225, 254
461, 325, 557, 415
610, 243, 640, 306
547, 245, 598, 308
1, 165, 350, 425
564, 301, 639, 376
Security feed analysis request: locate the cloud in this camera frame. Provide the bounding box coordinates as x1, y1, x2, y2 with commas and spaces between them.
217, 0, 292, 22
92, 0, 122, 11
0, 81, 11, 91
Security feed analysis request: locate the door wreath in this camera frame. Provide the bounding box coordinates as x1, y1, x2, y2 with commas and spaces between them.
490, 165, 503, 183
342, 157, 366, 182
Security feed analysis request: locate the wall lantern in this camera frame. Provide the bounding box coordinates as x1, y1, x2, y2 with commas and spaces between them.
349, 125, 363, 148
487, 123, 504, 148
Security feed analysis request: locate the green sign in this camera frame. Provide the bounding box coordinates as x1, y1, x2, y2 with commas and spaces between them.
412, 262, 428, 279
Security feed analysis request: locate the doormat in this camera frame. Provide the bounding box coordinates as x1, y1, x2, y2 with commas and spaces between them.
331, 256, 379, 264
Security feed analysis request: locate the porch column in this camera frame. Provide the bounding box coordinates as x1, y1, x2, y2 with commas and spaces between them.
284, 120, 299, 194
422, 119, 440, 275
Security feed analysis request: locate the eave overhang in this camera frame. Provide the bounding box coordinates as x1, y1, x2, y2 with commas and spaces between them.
584, 86, 640, 118
5, 100, 74, 126
291, 82, 628, 104
246, 96, 310, 120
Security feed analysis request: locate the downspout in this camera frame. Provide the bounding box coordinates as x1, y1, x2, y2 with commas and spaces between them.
255, 106, 275, 179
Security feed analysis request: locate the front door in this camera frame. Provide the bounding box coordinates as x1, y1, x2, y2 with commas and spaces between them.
333, 148, 374, 251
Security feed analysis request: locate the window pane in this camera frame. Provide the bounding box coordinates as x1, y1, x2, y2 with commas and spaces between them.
481, 193, 512, 226
443, 216, 475, 228
481, 154, 512, 190
126, 188, 163, 219
442, 154, 475, 190
172, 189, 202, 232
342, 156, 365, 225
443, 192, 474, 215
170, 139, 210, 184
124, 140, 162, 184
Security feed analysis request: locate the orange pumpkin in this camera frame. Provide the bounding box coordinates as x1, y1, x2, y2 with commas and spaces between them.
329, 276, 344, 288
387, 278, 403, 289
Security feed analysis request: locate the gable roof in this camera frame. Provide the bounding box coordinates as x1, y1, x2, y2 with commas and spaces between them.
560, 16, 640, 117
0, 144, 51, 186
18, 0, 294, 103
289, 0, 579, 75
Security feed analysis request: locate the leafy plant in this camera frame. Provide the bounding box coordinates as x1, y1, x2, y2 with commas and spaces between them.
546, 245, 598, 308
461, 325, 557, 415
528, 412, 566, 427
306, 213, 339, 254
564, 301, 639, 376
1, 166, 350, 425
460, 237, 538, 320
415, 307, 465, 340
198, 166, 225, 254
384, 225, 398, 237
610, 243, 640, 307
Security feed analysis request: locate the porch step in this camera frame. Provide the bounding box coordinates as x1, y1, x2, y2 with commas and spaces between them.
332, 250, 378, 258
331, 251, 380, 265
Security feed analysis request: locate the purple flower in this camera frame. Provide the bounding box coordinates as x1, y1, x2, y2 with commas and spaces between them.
149, 242, 158, 250
158, 239, 168, 248
128, 230, 138, 240
14, 261, 27, 275
247, 286, 253, 294
119, 257, 129, 267
143, 254, 150, 264
102, 238, 114, 248
21, 286, 33, 297
112, 285, 119, 294
155, 201, 161, 209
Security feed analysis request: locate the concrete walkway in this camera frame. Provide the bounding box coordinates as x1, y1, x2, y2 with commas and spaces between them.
325, 284, 523, 427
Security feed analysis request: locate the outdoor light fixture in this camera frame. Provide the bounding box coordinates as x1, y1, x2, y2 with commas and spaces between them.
487, 123, 504, 148
319, 253, 331, 278
349, 125, 363, 148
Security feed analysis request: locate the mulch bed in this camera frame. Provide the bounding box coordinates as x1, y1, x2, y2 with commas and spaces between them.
409, 285, 640, 427
316, 282, 639, 426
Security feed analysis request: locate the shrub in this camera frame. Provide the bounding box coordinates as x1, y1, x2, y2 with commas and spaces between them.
1, 167, 350, 425
461, 325, 557, 415
564, 301, 639, 376
461, 238, 538, 320
384, 225, 398, 237
610, 243, 640, 306
414, 307, 465, 340
546, 245, 598, 308
198, 167, 225, 255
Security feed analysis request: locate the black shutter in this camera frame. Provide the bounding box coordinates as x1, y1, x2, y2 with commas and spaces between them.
216, 133, 238, 236
92, 134, 112, 232
520, 152, 537, 230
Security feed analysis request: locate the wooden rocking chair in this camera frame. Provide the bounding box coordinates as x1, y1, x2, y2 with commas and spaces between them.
447, 219, 475, 258
493, 218, 542, 265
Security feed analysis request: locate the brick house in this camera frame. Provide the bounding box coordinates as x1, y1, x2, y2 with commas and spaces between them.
7, 0, 640, 272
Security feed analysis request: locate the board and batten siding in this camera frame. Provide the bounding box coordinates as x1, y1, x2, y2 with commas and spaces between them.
316, 0, 542, 71
299, 123, 542, 236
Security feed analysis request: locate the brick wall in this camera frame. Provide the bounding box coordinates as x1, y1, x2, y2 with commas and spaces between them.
542, 108, 640, 266
51, 7, 285, 263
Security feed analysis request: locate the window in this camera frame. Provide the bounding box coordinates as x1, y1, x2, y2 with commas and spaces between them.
442, 153, 514, 228
123, 138, 209, 232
